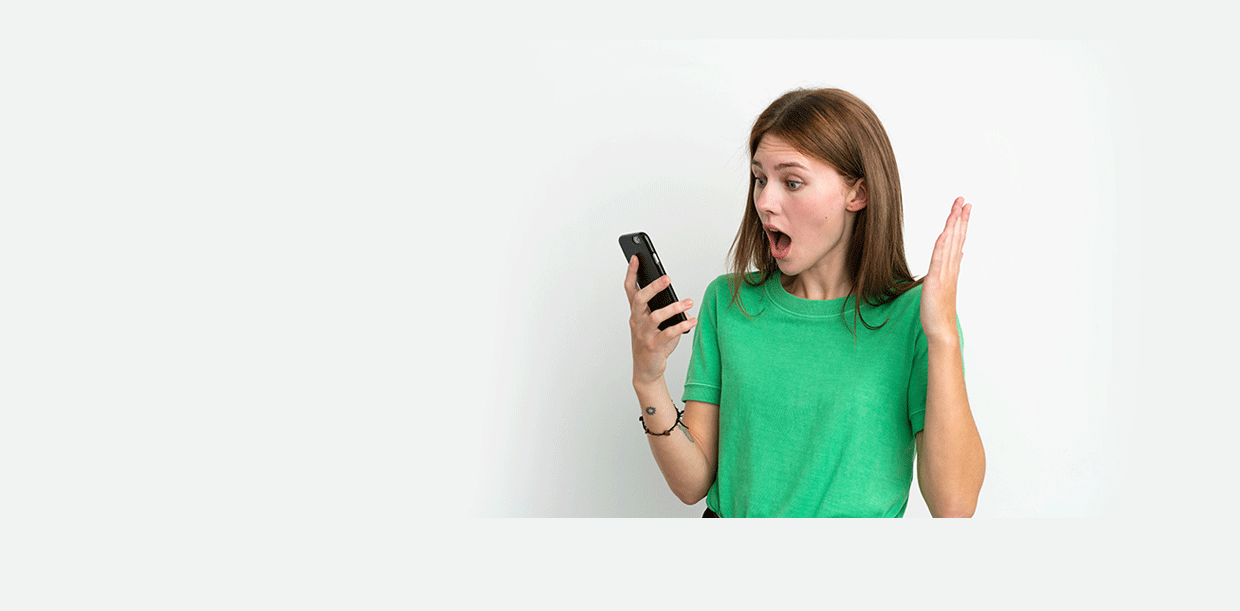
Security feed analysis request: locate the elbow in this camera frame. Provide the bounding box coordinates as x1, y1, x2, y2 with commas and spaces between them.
929, 493, 979, 518
674, 486, 708, 506
920, 451, 985, 518
671, 477, 713, 506
932, 503, 976, 518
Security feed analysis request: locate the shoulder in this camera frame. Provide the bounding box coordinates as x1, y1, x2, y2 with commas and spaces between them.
699, 272, 771, 316
867, 280, 923, 310
863, 280, 924, 329
894, 279, 923, 298
697, 274, 729, 305
705, 273, 732, 294
703, 272, 764, 298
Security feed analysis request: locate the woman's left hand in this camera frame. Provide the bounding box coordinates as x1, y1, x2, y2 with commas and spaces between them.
921, 196, 971, 343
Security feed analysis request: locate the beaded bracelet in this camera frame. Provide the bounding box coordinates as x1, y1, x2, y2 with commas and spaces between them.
639, 405, 683, 436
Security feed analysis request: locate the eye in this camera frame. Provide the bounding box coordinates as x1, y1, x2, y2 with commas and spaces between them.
754, 176, 767, 187
786, 180, 803, 190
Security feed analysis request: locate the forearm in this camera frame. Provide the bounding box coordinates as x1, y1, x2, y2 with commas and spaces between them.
918, 334, 985, 517
634, 377, 714, 505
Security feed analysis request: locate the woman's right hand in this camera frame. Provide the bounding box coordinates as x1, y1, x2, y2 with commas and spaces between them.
625, 255, 698, 387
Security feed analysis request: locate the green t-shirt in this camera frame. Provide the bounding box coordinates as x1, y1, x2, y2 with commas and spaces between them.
682, 271, 960, 518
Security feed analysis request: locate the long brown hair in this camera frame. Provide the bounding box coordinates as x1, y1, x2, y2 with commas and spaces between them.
727, 88, 920, 332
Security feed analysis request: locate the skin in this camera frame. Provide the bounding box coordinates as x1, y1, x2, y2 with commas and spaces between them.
625, 133, 984, 515
751, 134, 866, 301
916, 195, 985, 517
625, 258, 712, 505
921, 196, 971, 343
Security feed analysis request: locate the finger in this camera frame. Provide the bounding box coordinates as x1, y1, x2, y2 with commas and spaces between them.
946, 201, 962, 246
951, 201, 970, 255
928, 229, 947, 278
624, 255, 640, 301
660, 316, 698, 340
960, 203, 971, 247
943, 196, 963, 231
941, 201, 971, 277
956, 203, 971, 264
651, 297, 694, 326
633, 274, 671, 311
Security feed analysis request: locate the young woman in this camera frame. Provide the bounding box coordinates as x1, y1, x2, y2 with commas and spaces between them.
624, 88, 985, 518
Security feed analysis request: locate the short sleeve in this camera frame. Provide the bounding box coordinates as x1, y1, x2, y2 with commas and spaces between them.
908, 316, 964, 435
682, 275, 725, 405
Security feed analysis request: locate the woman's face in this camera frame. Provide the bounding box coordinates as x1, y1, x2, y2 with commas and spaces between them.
751, 133, 866, 279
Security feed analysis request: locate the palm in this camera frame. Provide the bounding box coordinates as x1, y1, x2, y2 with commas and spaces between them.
921, 197, 971, 342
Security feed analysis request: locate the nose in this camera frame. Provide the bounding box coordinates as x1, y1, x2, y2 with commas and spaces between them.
754, 181, 779, 217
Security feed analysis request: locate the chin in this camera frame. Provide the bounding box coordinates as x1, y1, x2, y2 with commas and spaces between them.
774, 258, 800, 276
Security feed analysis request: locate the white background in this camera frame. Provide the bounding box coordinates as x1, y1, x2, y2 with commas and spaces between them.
3, 1, 1238, 605
469, 40, 1125, 518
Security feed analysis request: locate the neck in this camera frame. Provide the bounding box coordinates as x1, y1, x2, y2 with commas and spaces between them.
781, 265, 853, 301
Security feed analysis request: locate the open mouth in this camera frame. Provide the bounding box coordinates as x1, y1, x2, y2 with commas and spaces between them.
766, 226, 792, 259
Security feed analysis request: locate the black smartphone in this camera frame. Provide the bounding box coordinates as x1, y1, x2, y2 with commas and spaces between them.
619, 232, 689, 333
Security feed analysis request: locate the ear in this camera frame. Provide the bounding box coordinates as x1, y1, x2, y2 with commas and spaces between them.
845, 178, 867, 212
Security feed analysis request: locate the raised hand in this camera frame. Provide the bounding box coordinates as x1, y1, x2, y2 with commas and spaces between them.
921, 197, 971, 343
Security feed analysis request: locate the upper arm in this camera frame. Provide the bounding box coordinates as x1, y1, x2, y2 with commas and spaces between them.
683, 400, 720, 474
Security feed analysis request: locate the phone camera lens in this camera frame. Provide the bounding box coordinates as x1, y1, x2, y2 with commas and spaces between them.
633, 236, 642, 244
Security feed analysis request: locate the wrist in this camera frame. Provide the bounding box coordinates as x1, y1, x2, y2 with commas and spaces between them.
632, 376, 667, 395
925, 331, 961, 353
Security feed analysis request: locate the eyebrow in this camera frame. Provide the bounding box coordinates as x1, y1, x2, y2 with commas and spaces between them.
751, 160, 809, 171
